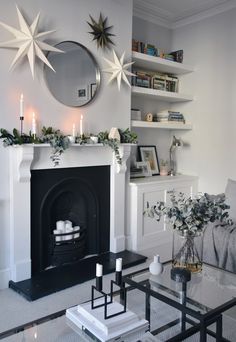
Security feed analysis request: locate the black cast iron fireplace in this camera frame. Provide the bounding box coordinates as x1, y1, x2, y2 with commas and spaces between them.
31, 166, 110, 275
9, 165, 147, 301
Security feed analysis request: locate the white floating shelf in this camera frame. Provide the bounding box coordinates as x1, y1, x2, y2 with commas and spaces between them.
132, 86, 193, 102
132, 51, 194, 75
131, 120, 192, 130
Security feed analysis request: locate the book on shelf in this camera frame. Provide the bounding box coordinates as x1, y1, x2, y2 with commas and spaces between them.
170, 50, 183, 63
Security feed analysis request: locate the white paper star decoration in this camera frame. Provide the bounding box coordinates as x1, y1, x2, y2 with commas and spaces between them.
0, 5, 63, 79
103, 50, 135, 91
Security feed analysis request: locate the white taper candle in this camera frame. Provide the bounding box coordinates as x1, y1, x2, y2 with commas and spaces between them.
96, 263, 103, 277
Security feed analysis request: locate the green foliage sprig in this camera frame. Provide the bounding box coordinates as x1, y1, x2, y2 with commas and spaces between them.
0, 128, 35, 146
40, 127, 70, 166
0, 127, 137, 167
98, 131, 121, 164
144, 191, 233, 234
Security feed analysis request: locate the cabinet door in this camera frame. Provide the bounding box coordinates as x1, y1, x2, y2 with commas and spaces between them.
143, 189, 165, 236
141, 189, 171, 249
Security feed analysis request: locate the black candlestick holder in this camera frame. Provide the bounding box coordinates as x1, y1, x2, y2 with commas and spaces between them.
91, 271, 127, 320
20, 117, 24, 136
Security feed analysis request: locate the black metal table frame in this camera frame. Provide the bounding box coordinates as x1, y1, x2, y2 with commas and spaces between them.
123, 265, 236, 342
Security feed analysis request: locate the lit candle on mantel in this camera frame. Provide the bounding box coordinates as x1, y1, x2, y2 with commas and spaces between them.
80, 114, 83, 136
20, 94, 24, 119
72, 123, 75, 137
32, 112, 36, 136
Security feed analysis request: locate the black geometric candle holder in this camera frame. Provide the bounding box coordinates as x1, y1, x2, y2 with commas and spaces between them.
91, 270, 127, 320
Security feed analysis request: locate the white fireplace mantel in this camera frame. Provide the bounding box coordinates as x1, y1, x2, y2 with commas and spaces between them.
9, 144, 131, 282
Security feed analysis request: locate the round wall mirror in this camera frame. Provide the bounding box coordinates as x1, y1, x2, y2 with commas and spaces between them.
44, 41, 100, 107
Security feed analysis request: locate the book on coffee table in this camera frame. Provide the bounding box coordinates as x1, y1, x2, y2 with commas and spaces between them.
66, 298, 149, 342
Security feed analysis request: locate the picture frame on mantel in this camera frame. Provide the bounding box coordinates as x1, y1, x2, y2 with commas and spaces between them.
138, 145, 160, 175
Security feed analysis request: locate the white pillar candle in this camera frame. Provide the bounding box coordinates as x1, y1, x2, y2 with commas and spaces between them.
56, 221, 65, 231
72, 123, 75, 137
65, 227, 73, 240
116, 258, 122, 272
32, 112, 36, 135
20, 94, 24, 119
53, 229, 61, 242
65, 220, 72, 229
80, 114, 83, 136
96, 263, 103, 277
73, 226, 80, 239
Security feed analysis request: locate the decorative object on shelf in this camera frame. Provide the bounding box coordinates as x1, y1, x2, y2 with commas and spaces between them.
159, 159, 169, 176
149, 255, 163, 275
169, 136, 182, 176
144, 191, 232, 272
87, 13, 115, 50
135, 161, 152, 177
145, 113, 153, 122
103, 50, 135, 91
108, 127, 120, 142
0, 126, 137, 167
138, 145, 160, 175
131, 108, 141, 121
45, 41, 101, 107
0, 5, 63, 79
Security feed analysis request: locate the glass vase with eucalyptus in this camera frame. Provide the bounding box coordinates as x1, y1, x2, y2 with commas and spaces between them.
172, 229, 203, 273
144, 191, 232, 273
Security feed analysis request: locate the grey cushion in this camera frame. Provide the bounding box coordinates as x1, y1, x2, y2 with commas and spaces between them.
225, 179, 236, 222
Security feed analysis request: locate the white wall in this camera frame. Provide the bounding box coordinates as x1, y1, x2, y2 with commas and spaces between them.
172, 9, 236, 193
0, 0, 133, 288
132, 17, 173, 164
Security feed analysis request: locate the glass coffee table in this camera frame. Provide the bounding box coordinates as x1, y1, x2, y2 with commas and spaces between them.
1, 262, 236, 341
123, 261, 236, 342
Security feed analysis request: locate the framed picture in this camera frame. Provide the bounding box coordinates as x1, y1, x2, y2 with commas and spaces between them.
135, 161, 152, 177
138, 145, 160, 175
78, 85, 89, 101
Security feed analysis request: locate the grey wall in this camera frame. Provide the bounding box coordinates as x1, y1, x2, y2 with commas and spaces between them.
0, 0, 133, 288
171, 9, 236, 193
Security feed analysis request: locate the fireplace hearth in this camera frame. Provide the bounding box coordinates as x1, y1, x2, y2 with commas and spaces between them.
9, 250, 147, 301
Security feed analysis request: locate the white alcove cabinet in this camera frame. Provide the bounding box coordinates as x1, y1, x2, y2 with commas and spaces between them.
127, 175, 198, 260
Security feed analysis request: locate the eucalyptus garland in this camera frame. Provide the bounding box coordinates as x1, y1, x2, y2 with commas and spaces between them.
0, 127, 137, 166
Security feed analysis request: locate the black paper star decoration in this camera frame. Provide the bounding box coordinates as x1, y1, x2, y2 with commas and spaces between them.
87, 13, 115, 50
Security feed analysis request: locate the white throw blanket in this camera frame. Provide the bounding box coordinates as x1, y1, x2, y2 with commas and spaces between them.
203, 222, 236, 273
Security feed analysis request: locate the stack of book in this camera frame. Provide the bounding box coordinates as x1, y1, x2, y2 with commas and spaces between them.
132, 39, 163, 57
133, 69, 179, 93
66, 299, 149, 341
168, 111, 185, 123
133, 71, 151, 88
154, 110, 169, 122
165, 75, 179, 92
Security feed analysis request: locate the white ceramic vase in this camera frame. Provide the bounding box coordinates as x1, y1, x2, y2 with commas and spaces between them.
149, 255, 163, 275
